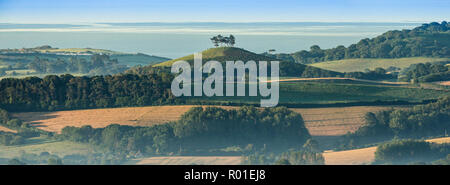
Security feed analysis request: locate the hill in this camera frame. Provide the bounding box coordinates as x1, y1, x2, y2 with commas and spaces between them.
309, 57, 450, 73
0, 46, 170, 78
138, 47, 343, 77
154, 47, 278, 67
35, 47, 125, 55
265, 21, 450, 65
0, 46, 170, 67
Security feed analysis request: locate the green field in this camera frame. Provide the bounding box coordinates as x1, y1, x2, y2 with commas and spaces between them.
112, 54, 170, 66
0, 136, 99, 159
185, 80, 448, 105
309, 57, 450, 73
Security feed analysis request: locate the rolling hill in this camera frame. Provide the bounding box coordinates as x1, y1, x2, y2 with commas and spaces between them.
0, 46, 171, 67
153, 47, 279, 67
137, 47, 343, 77
0, 46, 171, 78
265, 21, 450, 72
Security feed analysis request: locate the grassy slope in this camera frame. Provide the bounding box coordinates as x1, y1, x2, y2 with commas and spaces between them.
309, 57, 450, 73
111, 54, 170, 66
153, 47, 278, 67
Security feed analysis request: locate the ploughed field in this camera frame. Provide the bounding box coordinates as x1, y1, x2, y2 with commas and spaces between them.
13, 105, 398, 136
0, 125, 16, 133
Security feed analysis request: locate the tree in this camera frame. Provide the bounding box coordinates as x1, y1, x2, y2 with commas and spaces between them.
274, 159, 291, 165
210, 36, 219, 47
210, 35, 236, 47
269, 22, 450, 64
8, 159, 26, 165
229, 35, 235, 46
303, 139, 320, 152
48, 157, 63, 165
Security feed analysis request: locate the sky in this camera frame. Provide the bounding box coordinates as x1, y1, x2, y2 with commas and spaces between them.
0, 0, 449, 23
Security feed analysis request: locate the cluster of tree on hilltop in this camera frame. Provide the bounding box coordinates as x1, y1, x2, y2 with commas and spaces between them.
210, 34, 235, 47
0, 73, 177, 112
338, 96, 450, 149
264, 21, 450, 64
59, 106, 311, 155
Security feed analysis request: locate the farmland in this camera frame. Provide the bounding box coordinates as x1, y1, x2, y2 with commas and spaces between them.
186, 80, 448, 105
323, 137, 450, 165
0, 125, 16, 133
12, 105, 398, 136
0, 136, 97, 159
290, 106, 396, 136
438, 81, 450, 86
309, 57, 450, 73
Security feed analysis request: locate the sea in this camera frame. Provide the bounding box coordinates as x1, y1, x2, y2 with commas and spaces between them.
0, 22, 422, 59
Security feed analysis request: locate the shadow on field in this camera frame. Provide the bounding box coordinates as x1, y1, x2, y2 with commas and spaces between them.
11, 112, 59, 128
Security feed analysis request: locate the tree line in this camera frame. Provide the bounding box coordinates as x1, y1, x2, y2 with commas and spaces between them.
242, 138, 324, 165
243, 149, 324, 165
264, 21, 450, 64
344, 67, 397, 80
338, 96, 450, 149
374, 139, 450, 165
399, 62, 450, 82
0, 73, 177, 112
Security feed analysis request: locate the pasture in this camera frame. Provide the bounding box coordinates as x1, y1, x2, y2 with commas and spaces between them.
0, 136, 97, 159
186, 80, 447, 105
309, 57, 450, 73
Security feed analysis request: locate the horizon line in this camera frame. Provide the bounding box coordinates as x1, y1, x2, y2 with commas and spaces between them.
0, 20, 442, 25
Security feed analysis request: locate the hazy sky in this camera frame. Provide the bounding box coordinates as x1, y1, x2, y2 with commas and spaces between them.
0, 0, 448, 23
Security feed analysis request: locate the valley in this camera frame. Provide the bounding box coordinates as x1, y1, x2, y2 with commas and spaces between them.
0, 21, 449, 165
